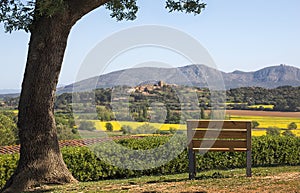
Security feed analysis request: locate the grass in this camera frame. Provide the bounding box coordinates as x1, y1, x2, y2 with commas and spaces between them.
25, 165, 300, 193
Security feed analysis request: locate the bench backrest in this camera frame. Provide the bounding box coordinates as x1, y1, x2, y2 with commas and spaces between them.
187, 120, 252, 152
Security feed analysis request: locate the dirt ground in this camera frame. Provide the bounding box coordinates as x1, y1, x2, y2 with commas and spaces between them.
226, 110, 300, 118
27, 169, 300, 193
116, 172, 300, 193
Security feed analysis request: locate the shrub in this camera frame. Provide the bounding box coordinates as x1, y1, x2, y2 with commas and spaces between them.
0, 112, 18, 145
105, 122, 113, 132
0, 154, 19, 188
0, 135, 299, 188
135, 123, 157, 134
120, 125, 133, 135
252, 135, 300, 166
266, 126, 280, 136
251, 121, 259, 128
169, 127, 177, 134
78, 121, 96, 131
288, 122, 297, 130
156, 129, 170, 135
282, 130, 296, 137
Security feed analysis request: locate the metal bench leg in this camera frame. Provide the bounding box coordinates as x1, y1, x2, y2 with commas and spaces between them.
246, 149, 252, 177
188, 149, 196, 180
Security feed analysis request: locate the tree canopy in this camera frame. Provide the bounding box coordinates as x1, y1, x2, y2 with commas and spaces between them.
0, 0, 206, 32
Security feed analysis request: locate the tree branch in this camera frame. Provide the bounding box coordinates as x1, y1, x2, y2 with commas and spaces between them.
68, 0, 112, 23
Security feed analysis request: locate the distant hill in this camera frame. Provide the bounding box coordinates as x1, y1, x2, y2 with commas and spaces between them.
0, 90, 20, 99
57, 64, 300, 93
223, 64, 300, 88
2, 64, 300, 96
0, 89, 20, 95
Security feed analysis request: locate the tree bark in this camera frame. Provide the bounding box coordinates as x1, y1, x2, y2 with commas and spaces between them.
1, 12, 77, 193
0, 1, 113, 192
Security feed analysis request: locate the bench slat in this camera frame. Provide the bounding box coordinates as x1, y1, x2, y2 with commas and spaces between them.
187, 120, 249, 130
192, 147, 247, 152
192, 139, 247, 149
192, 130, 247, 139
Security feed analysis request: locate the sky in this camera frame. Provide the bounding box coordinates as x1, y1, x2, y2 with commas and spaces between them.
0, 0, 300, 90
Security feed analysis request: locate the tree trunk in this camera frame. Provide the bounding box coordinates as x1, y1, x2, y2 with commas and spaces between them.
1, 13, 77, 193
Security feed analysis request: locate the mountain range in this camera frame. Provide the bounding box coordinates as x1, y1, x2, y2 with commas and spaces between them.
1, 64, 300, 97
58, 64, 300, 93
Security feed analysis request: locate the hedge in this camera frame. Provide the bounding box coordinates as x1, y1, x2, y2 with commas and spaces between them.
1, 135, 300, 188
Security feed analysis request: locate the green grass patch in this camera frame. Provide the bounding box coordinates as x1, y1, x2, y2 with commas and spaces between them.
22, 166, 300, 193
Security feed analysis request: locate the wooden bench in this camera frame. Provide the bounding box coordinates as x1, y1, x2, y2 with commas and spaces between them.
187, 120, 252, 179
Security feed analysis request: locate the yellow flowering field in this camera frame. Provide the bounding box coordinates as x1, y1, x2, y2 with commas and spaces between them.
230, 115, 300, 129
89, 114, 300, 137
90, 120, 185, 131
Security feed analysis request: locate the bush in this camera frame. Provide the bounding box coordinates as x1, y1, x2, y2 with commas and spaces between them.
0, 154, 19, 188
251, 121, 259, 128
78, 121, 96, 131
282, 130, 296, 137
266, 127, 280, 136
155, 129, 170, 135
105, 122, 113, 132
56, 124, 80, 140
135, 123, 157, 134
252, 135, 300, 166
1, 135, 299, 188
288, 122, 297, 130
169, 127, 177, 134
0, 112, 18, 145
120, 125, 133, 135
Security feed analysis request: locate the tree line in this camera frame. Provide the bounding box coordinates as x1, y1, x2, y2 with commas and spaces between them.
226, 86, 300, 111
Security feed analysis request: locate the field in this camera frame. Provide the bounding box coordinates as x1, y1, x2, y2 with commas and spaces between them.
247, 104, 274, 109
90, 120, 184, 131
226, 103, 274, 109
85, 110, 300, 137
5, 109, 300, 136
226, 110, 300, 136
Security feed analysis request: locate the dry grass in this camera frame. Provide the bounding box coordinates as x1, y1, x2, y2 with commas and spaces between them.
26, 166, 300, 193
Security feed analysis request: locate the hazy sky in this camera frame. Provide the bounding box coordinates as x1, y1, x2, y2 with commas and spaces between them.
0, 0, 300, 89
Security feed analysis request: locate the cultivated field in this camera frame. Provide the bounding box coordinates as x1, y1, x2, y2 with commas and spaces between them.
90, 120, 184, 131
226, 110, 300, 136
226, 110, 300, 118
85, 109, 300, 137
